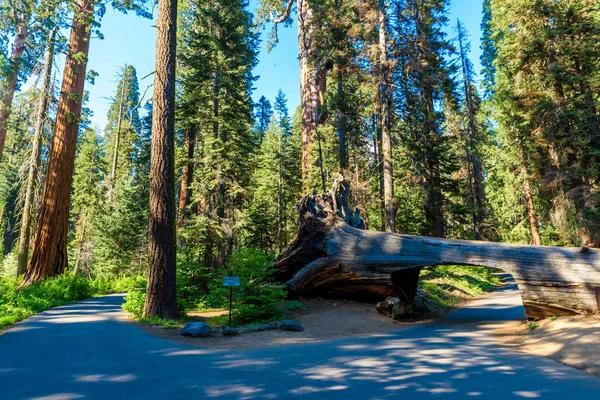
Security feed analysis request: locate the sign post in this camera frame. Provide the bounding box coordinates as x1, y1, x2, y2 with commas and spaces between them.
223, 276, 240, 326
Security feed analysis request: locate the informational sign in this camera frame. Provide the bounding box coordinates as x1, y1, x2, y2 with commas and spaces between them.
223, 276, 240, 287
223, 276, 240, 326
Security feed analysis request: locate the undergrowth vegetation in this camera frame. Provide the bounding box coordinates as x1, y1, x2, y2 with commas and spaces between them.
122, 248, 286, 327
419, 265, 502, 310
0, 273, 145, 330
1, 253, 503, 332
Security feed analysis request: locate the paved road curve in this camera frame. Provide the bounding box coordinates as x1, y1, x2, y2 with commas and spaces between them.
1, 280, 599, 399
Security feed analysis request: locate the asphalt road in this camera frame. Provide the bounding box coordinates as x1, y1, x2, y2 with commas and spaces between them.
1, 279, 599, 399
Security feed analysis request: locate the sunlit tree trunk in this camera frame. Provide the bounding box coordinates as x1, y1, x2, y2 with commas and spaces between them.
21, 1, 94, 287
457, 22, 484, 239
109, 75, 127, 196
0, 21, 29, 162
298, 0, 324, 192
336, 70, 347, 171
144, 0, 179, 319
16, 27, 57, 276
519, 144, 541, 246
378, 0, 395, 233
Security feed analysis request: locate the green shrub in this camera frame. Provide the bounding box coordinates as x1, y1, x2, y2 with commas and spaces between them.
176, 254, 209, 311
0, 272, 148, 330
122, 290, 146, 319
0, 272, 99, 330
207, 248, 286, 325
285, 300, 307, 311
527, 321, 540, 330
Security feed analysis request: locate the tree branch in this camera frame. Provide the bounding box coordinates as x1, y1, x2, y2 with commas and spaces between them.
270, 0, 294, 24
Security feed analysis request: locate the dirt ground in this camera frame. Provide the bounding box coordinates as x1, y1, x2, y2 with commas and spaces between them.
138, 297, 600, 378
491, 315, 600, 377
138, 298, 423, 349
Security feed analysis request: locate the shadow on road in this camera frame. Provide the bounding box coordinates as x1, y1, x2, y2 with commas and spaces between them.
1, 285, 599, 399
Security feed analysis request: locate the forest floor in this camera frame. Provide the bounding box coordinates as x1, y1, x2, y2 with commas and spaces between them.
137, 298, 414, 349
491, 315, 600, 377
137, 265, 502, 348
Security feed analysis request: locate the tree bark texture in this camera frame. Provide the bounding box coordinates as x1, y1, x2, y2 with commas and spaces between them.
21, 2, 93, 287
17, 27, 57, 276
144, 0, 179, 319
298, 0, 324, 192
378, 0, 395, 233
520, 146, 542, 246
109, 74, 127, 194
0, 21, 29, 162
274, 178, 600, 320
178, 124, 196, 227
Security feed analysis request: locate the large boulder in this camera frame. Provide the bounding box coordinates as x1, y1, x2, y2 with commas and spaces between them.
277, 319, 304, 332
181, 322, 212, 337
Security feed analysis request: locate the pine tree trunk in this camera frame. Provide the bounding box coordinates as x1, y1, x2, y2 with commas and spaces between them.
457, 24, 482, 239
20, 1, 93, 287
73, 211, 87, 276
337, 70, 347, 170
298, 0, 320, 192
379, 0, 395, 233
0, 21, 29, 162
16, 27, 57, 276
520, 146, 542, 246
144, 0, 179, 319
177, 124, 196, 227
109, 75, 127, 194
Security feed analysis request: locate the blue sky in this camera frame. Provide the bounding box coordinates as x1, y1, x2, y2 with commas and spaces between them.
83, 0, 484, 130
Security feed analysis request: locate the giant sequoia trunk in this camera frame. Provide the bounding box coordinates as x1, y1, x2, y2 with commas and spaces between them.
298, 0, 327, 192
0, 21, 29, 162
21, 2, 93, 287
144, 0, 179, 319
16, 27, 57, 276
274, 177, 600, 320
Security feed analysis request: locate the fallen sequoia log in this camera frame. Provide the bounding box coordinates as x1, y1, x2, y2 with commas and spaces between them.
274, 176, 600, 320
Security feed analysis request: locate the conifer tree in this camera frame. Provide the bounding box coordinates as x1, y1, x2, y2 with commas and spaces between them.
179, 0, 258, 267
254, 96, 273, 143
70, 128, 104, 275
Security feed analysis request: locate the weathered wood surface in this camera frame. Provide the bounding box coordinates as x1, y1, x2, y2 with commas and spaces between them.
275, 178, 600, 319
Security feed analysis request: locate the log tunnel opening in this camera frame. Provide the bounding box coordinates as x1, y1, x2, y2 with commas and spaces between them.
390, 265, 528, 318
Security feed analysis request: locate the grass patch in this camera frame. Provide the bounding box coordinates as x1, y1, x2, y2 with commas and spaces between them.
0, 273, 145, 331
419, 265, 502, 311
138, 316, 186, 329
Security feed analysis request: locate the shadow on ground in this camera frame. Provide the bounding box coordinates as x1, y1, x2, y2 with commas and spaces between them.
1, 284, 599, 399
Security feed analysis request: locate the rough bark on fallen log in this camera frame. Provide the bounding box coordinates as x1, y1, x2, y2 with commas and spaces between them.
274, 176, 600, 319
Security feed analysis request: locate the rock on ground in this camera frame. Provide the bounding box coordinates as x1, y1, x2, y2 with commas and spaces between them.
277, 320, 304, 332
181, 322, 212, 337
222, 325, 239, 336
376, 288, 444, 319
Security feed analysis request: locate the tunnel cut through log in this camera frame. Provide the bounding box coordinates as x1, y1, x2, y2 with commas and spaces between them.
273, 176, 600, 320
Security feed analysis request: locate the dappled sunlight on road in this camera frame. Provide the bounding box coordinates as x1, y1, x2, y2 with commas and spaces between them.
1, 284, 599, 399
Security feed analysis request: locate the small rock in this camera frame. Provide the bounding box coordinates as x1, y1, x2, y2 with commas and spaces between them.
277, 319, 304, 332
222, 325, 239, 336
181, 322, 212, 337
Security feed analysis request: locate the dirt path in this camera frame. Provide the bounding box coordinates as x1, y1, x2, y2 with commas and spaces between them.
492, 315, 600, 377
141, 298, 421, 349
